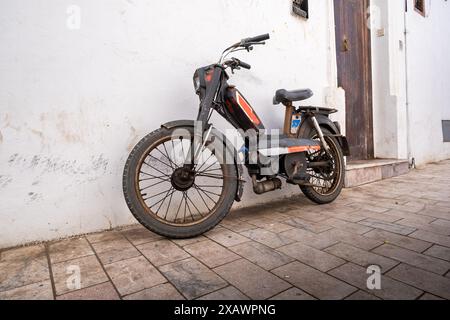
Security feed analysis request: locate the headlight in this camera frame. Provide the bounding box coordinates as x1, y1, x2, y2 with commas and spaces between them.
193, 74, 201, 93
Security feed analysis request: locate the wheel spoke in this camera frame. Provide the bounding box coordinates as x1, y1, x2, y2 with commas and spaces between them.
143, 188, 172, 201
185, 190, 203, 218
163, 189, 175, 220
148, 154, 172, 170
155, 188, 174, 214
196, 188, 221, 197
140, 179, 170, 192
194, 184, 218, 204
197, 160, 219, 175
200, 168, 222, 174
195, 185, 222, 188
174, 192, 184, 222
180, 138, 186, 164
195, 186, 211, 211
149, 188, 174, 210
183, 192, 191, 223
196, 173, 225, 180
195, 152, 215, 172
156, 144, 178, 170
139, 172, 171, 182
143, 161, 171, 177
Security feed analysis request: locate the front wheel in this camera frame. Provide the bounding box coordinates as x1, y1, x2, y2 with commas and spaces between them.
123, 126, 238, 238
300, 128, 345, 204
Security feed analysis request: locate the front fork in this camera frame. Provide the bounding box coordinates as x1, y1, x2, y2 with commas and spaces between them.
184, 103, 213, 170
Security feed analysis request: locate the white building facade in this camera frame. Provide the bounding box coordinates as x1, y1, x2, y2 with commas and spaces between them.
0, 0, 449, 247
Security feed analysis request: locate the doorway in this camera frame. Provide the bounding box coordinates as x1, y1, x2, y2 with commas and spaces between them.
334, 0, 374, 161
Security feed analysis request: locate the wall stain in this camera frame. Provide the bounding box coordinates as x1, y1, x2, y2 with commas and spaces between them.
2, 113, 20, 132
56, 112, 83, 144
0, 175, 13, 189
26, 192, 43, 204
7, 153, 109, 176
127, 125, 139, 152
30, 129, 44, 142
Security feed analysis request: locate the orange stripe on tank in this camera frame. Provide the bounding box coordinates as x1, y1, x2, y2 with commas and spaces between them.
237, 92, 261, 126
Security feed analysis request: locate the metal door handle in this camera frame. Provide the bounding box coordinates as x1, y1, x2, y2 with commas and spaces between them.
342, 38, 350, 52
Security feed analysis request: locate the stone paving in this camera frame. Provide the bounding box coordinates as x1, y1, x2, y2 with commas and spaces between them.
1, 160, 450, 300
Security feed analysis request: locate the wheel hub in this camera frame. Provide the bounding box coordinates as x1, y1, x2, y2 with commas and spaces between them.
171, 167, 195, 191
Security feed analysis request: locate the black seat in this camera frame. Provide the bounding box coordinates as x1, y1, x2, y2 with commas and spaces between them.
273, 89, 313, 105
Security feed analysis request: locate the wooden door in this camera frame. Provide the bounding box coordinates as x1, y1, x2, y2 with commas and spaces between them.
334, 0, 374, 160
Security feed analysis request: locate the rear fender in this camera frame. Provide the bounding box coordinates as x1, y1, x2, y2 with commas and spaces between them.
298, 114, 351, 157
161, 120, 244, 201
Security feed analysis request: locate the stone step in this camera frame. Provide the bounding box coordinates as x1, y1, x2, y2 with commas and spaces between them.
345, 159, 410, 188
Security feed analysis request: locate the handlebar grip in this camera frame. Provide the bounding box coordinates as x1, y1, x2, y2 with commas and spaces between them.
247, 33, 270, 43
239, 60, 251, 70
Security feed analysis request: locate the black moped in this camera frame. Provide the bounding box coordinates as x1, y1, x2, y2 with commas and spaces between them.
123, 34, 350, 238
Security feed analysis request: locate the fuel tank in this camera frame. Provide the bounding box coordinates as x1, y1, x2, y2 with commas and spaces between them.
224, 86, 265, 132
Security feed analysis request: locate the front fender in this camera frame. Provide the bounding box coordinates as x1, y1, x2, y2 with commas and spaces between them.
161, 120, 244, 202
298, 115, 351, 157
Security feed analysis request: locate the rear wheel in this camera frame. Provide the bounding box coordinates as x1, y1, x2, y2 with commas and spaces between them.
300, 128, 345, 204
123, 126, 237, 238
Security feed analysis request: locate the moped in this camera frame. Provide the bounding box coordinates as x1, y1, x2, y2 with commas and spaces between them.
123, 34, 350, 238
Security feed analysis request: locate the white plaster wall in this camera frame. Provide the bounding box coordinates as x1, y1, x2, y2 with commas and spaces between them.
405, 0, 450, 165
0, 0, 338, 248
371, 0, 450, 165
371, 0, 408, 160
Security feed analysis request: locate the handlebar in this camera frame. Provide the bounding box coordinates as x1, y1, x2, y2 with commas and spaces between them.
237, 59, 251, 70
219, 33, 270, 65
243, 33, 270, 44
224, 58, 251, 71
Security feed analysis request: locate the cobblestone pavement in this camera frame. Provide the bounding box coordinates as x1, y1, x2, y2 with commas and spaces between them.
1, 160, 450, 300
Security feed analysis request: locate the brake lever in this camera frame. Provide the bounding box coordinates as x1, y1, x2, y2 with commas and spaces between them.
243, 41, 266, 52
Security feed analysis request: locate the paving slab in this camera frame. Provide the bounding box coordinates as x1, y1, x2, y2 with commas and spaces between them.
123, 283, 184, 300
184, 239, 240, 268
364, 229, 432, 252
205, 228, 250, 247
91, 238, 141, 265
48, 238, 94, 264
239, 228, 295, 249
423, 245, 450, 262
159, 258, 227, 299
104, 255, 166, 296
272, 261, 357, 300
121, 226, 163, 245
137, 240, 190, 267
386, 264, 450, 299
278, 242, 346, 272
52, 255, 108, 295
269, 287, 316, 300
0, 280, 53, 300
229, 241, 294, 271
56, 282, 119, 300
328, 262, 423, 300
373, 243, 450, 275
0, 245, 50, 292
359, 219, 416, 236
197, 286, 249, 300
214, 259, 290, 300
324, 243, 399, 272
279, 228, 338, 250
